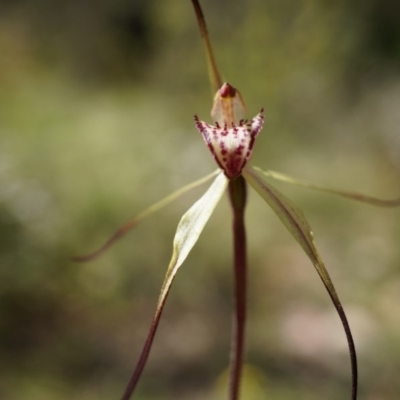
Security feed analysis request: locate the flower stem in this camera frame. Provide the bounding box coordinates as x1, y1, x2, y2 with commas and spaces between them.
228, 176, 247, 400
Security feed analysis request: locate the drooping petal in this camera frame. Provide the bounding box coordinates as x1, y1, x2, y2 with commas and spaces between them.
121, 172, 228, 400
242, 166, 357, 400
72, 170, 220, 262
253, 166, 400, 207
195, 110, 264, 179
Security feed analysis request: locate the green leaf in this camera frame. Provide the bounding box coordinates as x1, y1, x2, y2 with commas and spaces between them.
121, 171, 228, 400
242, 166, 358, 400
253, 166, 400, 207
72, 170, 220, 262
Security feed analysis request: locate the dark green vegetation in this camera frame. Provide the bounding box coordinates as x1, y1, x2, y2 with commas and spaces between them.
1, 1, 399, 399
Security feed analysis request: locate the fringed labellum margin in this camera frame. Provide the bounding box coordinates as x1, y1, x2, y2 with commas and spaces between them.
195, 82, 264, 179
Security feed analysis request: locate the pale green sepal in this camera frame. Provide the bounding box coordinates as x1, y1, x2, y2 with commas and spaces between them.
243, 167, 332, 285
158, 171, 228, 307
246, 165, 396, 399
121, 172, 228, 400
253, 166, 400, 207
73, 169, 221, 262
242, 166, 357, 400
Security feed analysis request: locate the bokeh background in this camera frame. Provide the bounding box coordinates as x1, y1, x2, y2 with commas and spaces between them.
1, 0, 400, 399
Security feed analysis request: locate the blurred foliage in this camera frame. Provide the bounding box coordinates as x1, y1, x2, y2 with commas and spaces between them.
0, 0, 400, 399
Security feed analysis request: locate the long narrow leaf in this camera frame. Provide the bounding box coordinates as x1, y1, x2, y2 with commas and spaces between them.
121, 172, 228, 400
243, 167, 357, 400
72, 170, 220, 262
253, 166, 400, 207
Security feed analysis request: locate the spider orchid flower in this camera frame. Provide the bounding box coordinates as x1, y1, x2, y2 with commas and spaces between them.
73, 1, 400, 400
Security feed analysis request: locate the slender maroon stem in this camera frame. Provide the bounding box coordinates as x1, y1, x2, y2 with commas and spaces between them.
228, 176, 247, 400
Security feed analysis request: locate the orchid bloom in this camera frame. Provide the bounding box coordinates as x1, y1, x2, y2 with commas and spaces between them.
74, 1, 400, 400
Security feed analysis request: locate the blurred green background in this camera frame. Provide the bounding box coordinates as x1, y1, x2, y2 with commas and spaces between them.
1, 0, 400, 399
